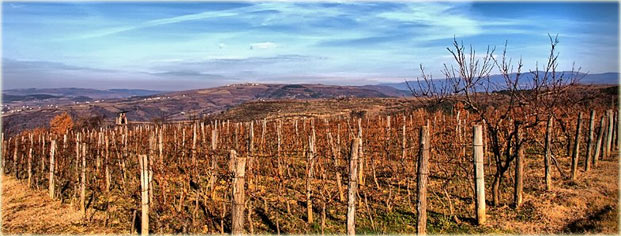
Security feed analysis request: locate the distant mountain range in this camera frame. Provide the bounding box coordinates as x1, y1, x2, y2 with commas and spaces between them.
378, 72, 619, 92
3, 88, 166, 101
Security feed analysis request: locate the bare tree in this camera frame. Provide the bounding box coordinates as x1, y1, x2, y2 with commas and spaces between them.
410, 35, 581, 206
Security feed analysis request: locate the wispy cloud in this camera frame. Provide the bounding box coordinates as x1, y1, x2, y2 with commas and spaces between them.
3, 2, 618, 89
70, 10, 240, 40
249, 42, 277, 50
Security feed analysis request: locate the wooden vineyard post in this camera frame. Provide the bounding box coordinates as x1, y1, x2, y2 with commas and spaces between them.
13, 138, 18, 179
601, 114, 609, 159
610, 112, 616, 151
230, 150, 246, 235
261, 118, 266, 149
211, 125, 218, 151
105, 135, 110, 192
277, 120, 283, 176
473, 125, 486, 224
585, 110, 595, 171
402, 115, 406, 160
248, 122, 254, 187
514, 124, 524, 208
192, 123, 197, 164
306, 132, 316, 224
594, 115, 605, 167
544, 116, 553, 191
81, 143, 87, 216
357, 118, 364, 185
605, 110, 614, 158
28, 135, 33, 188
49, 139, 56, 199
248, 122, 254, 155
617, 109, 621, 151
417, 126, 430, 234
159, 127, 163, 164
347, 138, 360, 236
571, 112, 582, 180
139, 154, 150, 235
1, 134, 4, 175
74, 134, 80, 203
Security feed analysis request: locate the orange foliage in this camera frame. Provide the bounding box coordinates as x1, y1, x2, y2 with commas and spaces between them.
50, 112, 73, 135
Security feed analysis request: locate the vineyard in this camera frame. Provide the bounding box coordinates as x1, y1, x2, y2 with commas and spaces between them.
1, 92, 618, 234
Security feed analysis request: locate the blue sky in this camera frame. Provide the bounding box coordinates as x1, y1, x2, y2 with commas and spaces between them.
2, 1, 619, 90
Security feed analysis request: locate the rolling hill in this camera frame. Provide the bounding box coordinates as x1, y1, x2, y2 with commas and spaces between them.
1, 83, 409, 135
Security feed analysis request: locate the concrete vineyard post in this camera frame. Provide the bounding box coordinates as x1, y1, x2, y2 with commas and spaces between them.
139, 154, 150, 235
544, 117, 553, 191
230, 150, 246, 235
473, 125, 486, 224
347, 138, 360, 236
585, 111, 595, 171
417, 126, 430, 234
49, 140, 56, 198
571, 113, 582, 180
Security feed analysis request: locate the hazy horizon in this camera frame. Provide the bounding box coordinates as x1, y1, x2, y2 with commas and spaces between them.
2, 1, 619, 90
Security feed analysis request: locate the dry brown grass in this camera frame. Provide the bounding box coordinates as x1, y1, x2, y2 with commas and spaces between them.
1, 175, 118, 234
483, 152, 619, 234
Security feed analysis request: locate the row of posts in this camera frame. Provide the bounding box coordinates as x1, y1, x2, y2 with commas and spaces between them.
5, 109, 615, 234
115, 120, 480, 235
148, 123, 483, 236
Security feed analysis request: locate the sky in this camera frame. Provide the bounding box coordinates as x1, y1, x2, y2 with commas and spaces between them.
2, 1, 619, 90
